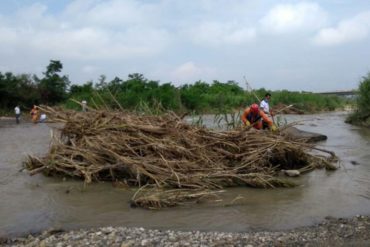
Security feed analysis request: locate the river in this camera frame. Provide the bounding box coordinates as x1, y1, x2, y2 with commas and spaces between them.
0, 112, 369, 237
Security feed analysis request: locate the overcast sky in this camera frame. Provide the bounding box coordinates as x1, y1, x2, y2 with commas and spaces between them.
0, 0, 369, 92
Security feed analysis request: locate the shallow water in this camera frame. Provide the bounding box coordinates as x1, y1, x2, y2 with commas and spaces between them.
0, 112, 369, 237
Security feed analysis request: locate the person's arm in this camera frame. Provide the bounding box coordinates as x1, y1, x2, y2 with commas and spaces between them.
241, 108, 251, 125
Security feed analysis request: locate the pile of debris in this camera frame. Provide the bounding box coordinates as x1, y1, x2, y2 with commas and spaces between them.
25, 107, 337, 209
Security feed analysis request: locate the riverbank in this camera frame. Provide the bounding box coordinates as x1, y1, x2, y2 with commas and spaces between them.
2, 215, 370, 246
346, 114, 370, 128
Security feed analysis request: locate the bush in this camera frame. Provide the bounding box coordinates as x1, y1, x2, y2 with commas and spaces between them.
347, 73, 370, 126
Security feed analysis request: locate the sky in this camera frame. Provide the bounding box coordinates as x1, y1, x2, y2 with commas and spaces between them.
0, 0, 369, 92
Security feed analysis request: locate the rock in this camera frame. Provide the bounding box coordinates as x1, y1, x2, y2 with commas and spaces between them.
282, 170, 300, 177
350, 160, 359, 165
281, 126, 327, 142
4, 215, 370, 247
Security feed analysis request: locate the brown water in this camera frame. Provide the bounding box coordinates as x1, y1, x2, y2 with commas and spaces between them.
0, 112, 369, 237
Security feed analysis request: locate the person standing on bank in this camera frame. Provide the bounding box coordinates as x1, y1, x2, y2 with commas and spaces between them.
14, 105, 21, 124
81, 100, 87, 112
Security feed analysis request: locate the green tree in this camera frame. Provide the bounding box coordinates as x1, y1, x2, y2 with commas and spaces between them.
37, 60, 70, 104
0, 72, 40, 109
180, 81, 209, 112
356, 73, 370, 120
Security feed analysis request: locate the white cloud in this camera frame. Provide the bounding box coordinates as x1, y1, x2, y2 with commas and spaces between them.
0, 1, 172, 61
185, 21, 256, 47
0, 0, 368, 90
313, 11, 370, 46
63, 0, 159, 28
260, 2, 327, 33
15, 3, 59, 29
169, 62, 216, 83
16, 3, 47, 19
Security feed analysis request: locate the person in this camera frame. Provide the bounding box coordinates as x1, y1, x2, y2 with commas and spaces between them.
39, 113, 47, 123
260, 93, 275, 129
241, 103, 277, 131
30, 105, 39, 124
81, 100, 87, 112
14, 105, 21, 124
260, 93, 272, 116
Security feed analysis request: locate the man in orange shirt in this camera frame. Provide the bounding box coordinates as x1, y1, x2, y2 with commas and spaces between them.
241, 103, 276, 131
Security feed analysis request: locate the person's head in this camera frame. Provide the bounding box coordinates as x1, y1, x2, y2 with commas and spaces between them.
265, 93, 271, 101
250, 103, 259, 114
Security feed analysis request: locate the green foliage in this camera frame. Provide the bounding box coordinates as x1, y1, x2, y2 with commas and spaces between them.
271, 90, 344, 112
0, 72, 39, 110
347, 72, 370, 126
180, 80, 246, 113
0, 60, 71, 112
37, 60, 70, 104
357, 73, 370, 118
0, 59, 348, 116
61, 76, 347, 115
64, 82, 95, 110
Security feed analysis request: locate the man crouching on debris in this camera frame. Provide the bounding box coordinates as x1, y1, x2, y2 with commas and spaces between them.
241, 103, 277, 131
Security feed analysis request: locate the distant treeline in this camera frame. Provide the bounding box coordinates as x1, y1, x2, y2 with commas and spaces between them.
0, 60, 347, 114
0, 60, 69, 113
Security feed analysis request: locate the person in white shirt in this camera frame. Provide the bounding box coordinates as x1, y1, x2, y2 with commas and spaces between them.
260, 93, 274, 129
39, 113, 47, 123
260, 93, 272, 116
14, 105, 21, 124
81, 100, 87, 112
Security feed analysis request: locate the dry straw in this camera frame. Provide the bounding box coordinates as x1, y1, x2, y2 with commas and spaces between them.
25, 106, 338, 209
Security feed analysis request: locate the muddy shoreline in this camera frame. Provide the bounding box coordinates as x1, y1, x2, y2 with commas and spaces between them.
3, 215, 370, 246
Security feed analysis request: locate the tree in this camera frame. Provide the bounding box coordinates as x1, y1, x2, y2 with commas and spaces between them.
37, 60, 70, 104
357, 73, 370, 120
0, 72, 40, 109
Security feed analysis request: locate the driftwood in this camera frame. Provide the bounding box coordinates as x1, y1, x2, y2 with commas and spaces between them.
25, 106, 338, 209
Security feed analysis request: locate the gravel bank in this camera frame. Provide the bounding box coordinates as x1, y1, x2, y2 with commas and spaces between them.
2, 215, 370, 247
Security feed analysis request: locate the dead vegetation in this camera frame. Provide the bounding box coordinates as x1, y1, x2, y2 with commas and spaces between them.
273, 103, 305, 114
25, 106, 338, 209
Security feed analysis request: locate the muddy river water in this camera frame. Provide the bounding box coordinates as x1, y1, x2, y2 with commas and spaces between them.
0, 112, 369, 237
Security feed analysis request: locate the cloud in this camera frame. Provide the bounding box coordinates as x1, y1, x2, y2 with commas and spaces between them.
0, 1, 171, 61
313, 11, 370, 46
185, 21, 256, 46
63, 0, 160, 28
0, 0, 368, 91
169, 62, 216, 83
260, 2, 327, 33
